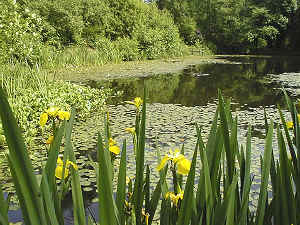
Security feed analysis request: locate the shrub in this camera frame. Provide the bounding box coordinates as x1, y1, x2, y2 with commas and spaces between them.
0, 64, 112, 147
113, 38, 140, 61
0, 0, 44, 64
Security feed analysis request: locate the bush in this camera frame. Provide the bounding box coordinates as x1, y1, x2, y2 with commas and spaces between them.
94, 37, 121, 63
0, 0, 44, 64
0, 64, 112, 147
113, 38, 140, 61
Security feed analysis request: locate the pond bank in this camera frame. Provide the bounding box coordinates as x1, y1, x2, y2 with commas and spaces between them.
56, 55, 227, 82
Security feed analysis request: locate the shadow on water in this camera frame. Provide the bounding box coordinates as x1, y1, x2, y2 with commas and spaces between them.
87, 56, 300, 109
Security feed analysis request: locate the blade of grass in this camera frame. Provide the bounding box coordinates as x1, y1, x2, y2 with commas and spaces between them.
43, 121, 66, 225
156, 145, 168, 196
177, 147, 197, 225
278, 106, 297, 171
255, 121, 273, 225
40, 170, 60, 225
277, 128, 296, 224
134, 89, 146, 225
144, 165, 150, 212
0, 183, 9, 225
200, 144, 214, 225
0, 87, 46, 225
116, 140, 127, 225
97, 133, 120, 225
238, 126, 252, 225
218, 90, 234, 184
148, 165, 168, 225
65, 111, 86, 225
225, 175, 238, 225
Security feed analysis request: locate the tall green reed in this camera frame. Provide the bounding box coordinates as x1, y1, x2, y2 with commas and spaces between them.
0, 86, 299, 225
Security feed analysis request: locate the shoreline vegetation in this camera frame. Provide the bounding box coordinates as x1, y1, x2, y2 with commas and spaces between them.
0, 0, 211, 155
1, 0, 300, 223
0, 89, 299, 225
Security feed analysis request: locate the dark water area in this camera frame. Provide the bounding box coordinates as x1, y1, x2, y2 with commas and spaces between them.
6, 191, 100, 224
87, 56, 300, 109
6, 55, 300, 224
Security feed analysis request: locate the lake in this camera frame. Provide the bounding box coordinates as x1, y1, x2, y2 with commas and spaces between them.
5, 55, 300, 224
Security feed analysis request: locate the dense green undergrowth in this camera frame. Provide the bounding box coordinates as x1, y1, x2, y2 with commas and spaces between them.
0, 0, 213, 66
0, 0, 211, 151
0, 63, 112, 152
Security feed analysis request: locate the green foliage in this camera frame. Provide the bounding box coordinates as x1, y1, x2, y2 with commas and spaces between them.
26, 0, 85, 46
0, 0, 195, 65
0, 64, 111, 148
1, 87, 300, 225
156, 0, 297, 53
114, 38, 141, 61
0, 0, 44, 64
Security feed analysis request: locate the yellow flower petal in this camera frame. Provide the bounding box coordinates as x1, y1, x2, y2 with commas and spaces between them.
39, 113, 48, 127
286, 121, 294, 129
168, 149, 184, 163
55, 165, 69, 179
67, 160, 78, 170
46, 106, 60, 117
145, 213, 149, 225
57, 157, 64, 165
63, 111, 71, 120
109, 145, 120, 154
46, 135, 54, 145
58, 111, 71, 120
165, 192, 175, 200
126, 176, 131, 184
109, 138, 117, 146
134, 97, 143, 109
172, 154, 184, 163
125, 127, 135, 134
156, 155, 170, 171
125, 97, 143, 109
176, 158, 191, 175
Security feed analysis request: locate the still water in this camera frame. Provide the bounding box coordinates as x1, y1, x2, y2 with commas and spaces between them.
88, 55, 300, 108
6, 56, 300, 224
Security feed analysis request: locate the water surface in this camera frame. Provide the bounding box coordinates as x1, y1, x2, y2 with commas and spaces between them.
5, 55, 300, 224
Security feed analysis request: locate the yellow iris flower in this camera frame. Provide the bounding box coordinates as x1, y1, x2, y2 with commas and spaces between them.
125, 97, 143, 109
55, 157, 78, 179
46, 135, 54, 145
125, 127, 135, 135
157, 149, 191, 175
165, 188, 184, 206
57, 111, 71, 120
40, 107, 71, 126
39, 113, 48, 127
286, 121, 294, 129
176, 158, 191, 175
108, 138, 120, 154
46, 106, 60, 117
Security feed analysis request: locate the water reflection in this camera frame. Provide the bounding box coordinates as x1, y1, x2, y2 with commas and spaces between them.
6, 56, 300, 224
87, 56, 300, 108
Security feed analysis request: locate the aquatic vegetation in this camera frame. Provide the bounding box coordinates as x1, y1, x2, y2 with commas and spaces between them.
157, 149, 191, 175
125, 97, 143, 111
108, 138, 120, 155
55, 157, 78, 179
165, 187, 184, 207
0, 87, 299, 225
